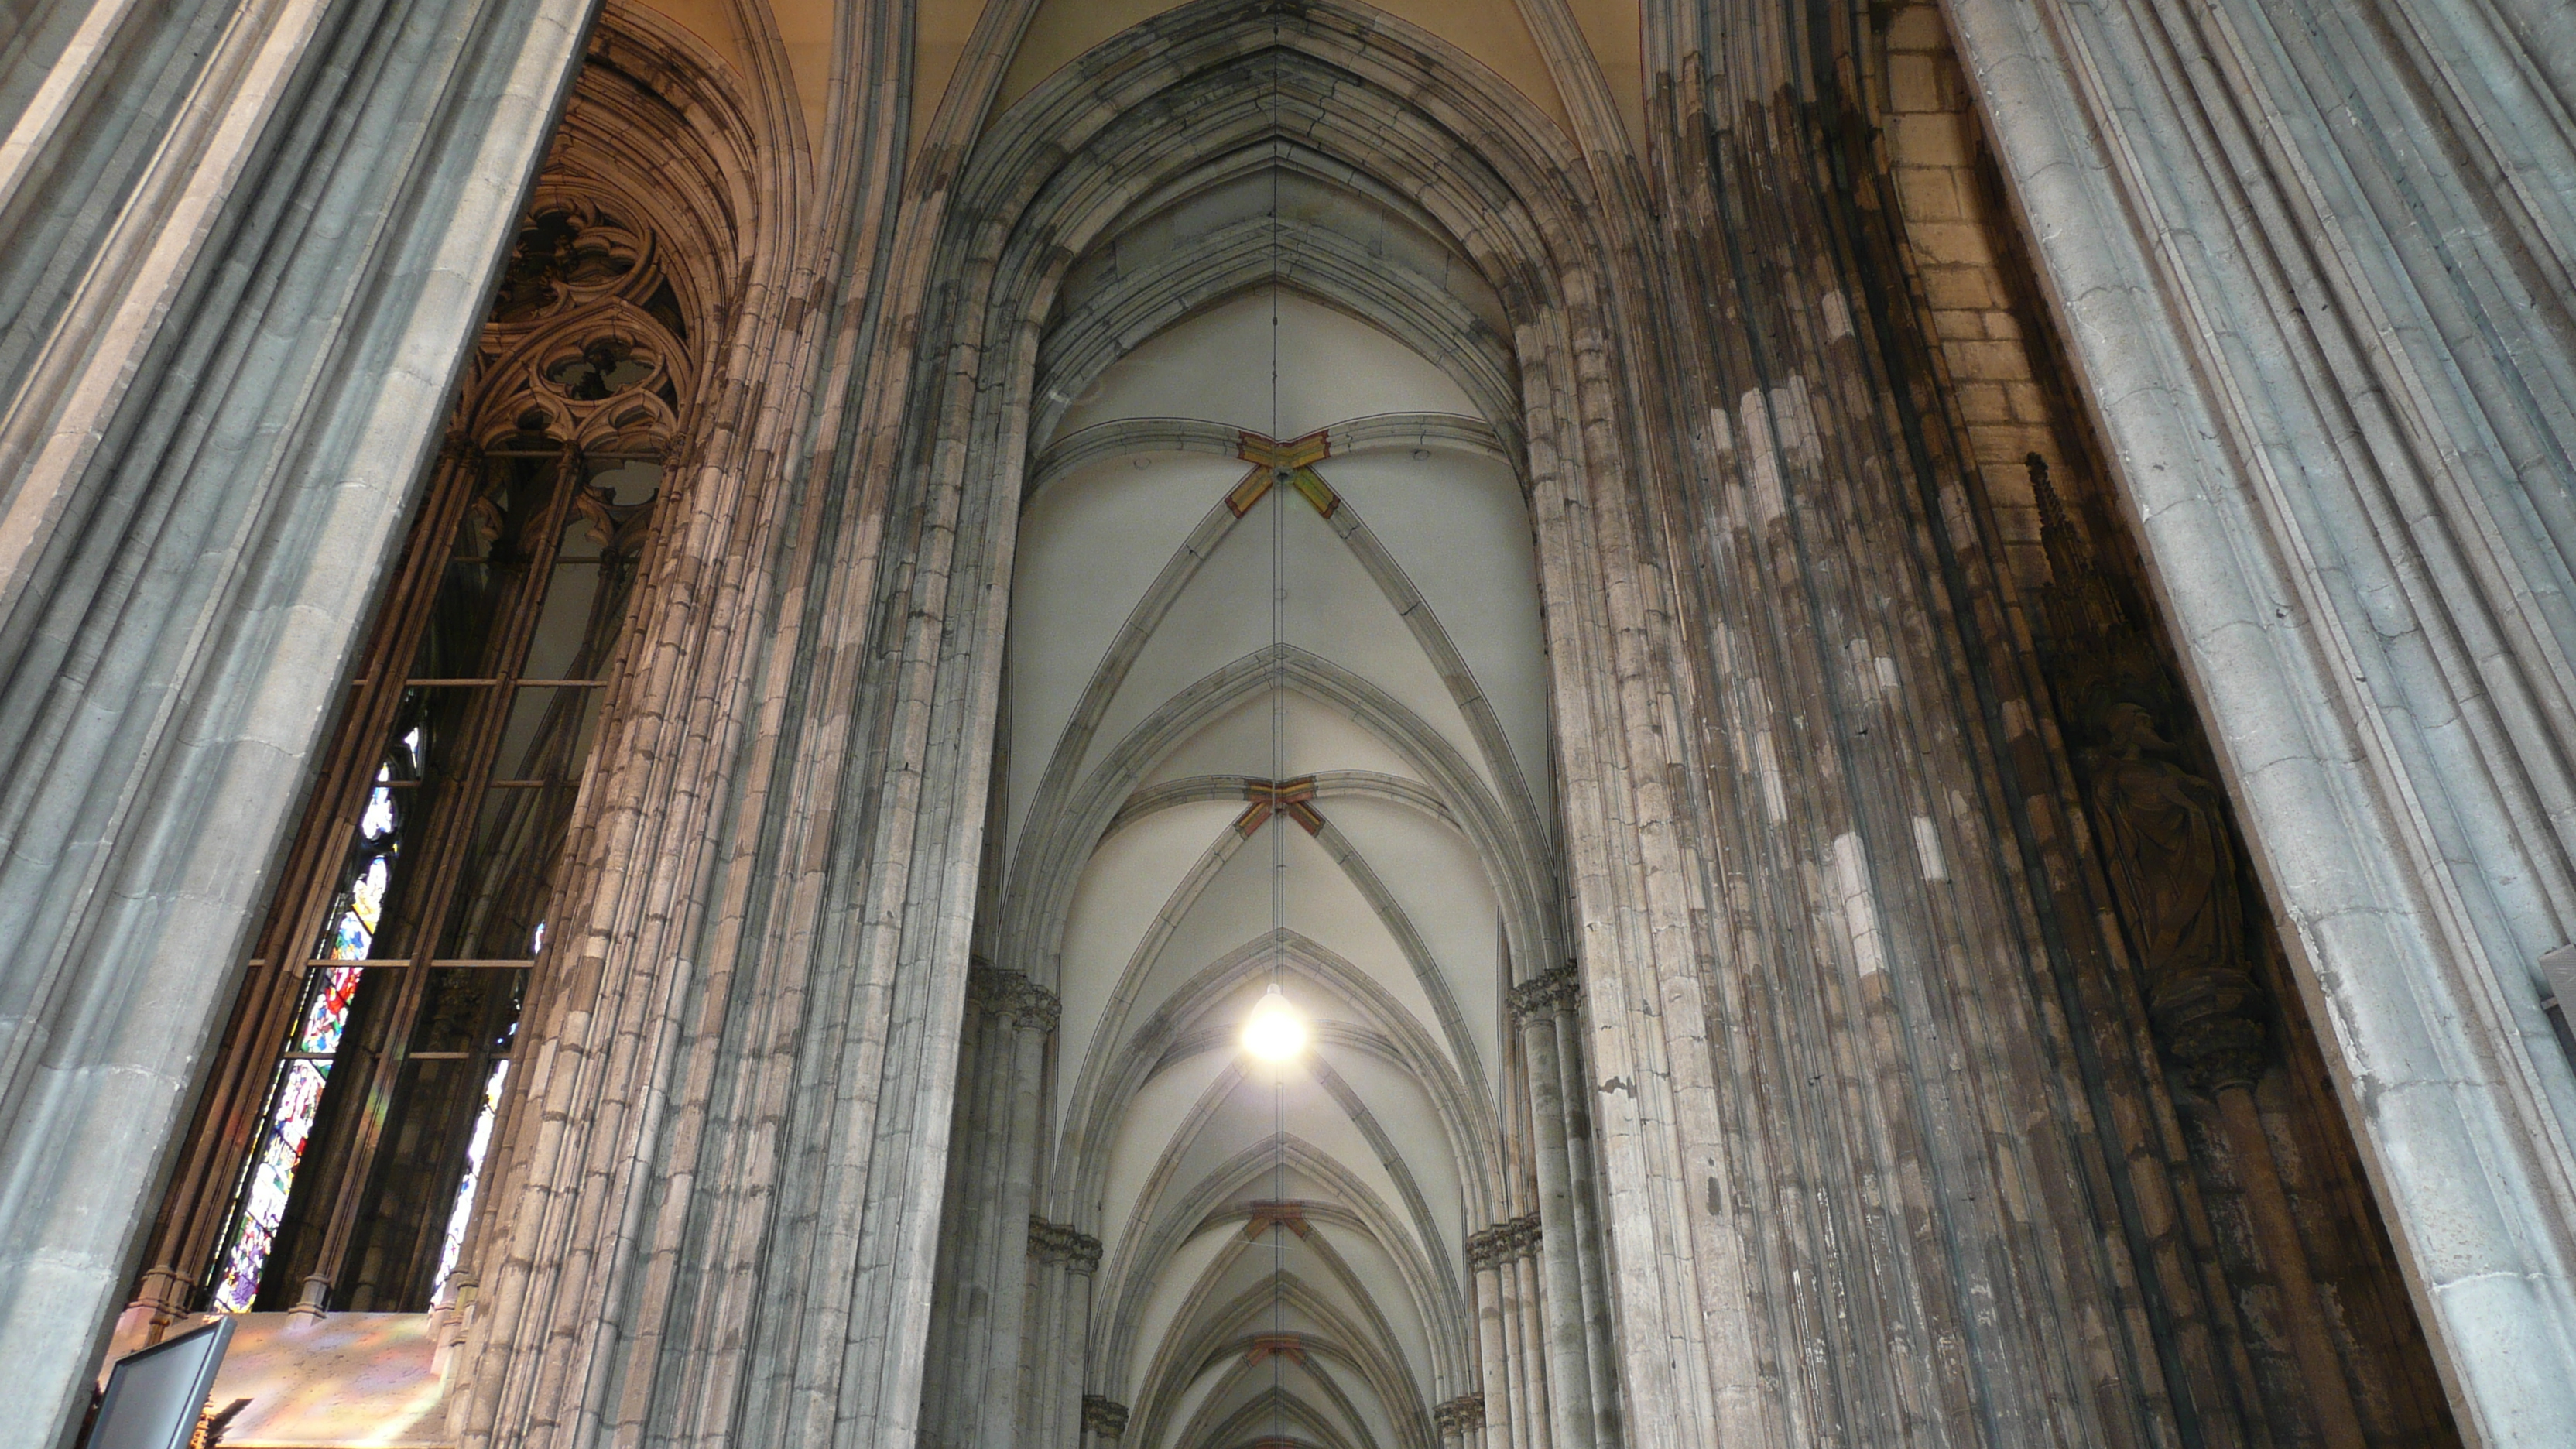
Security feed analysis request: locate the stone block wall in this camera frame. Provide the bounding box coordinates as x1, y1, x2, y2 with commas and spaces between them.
1879, 2, 2064, 594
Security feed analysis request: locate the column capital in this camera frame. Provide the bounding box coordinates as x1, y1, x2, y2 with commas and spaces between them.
1434, 1392, 1485, 1434
1030, 1216, 1102, 1273
1464, 1211, 1542, 1269
971, 963, 1061, 1033
1082, 1395, 1130, 1436
1506, 964, 1578, 1020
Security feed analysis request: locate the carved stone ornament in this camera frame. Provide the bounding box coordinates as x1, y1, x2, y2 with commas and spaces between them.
2028, 455, 2268, 1091
1081, 1395, 1131, 1436
1464, 1212, 1542, 1270
1507, 963, 1579, 1020
1434, 1392, 1486, 1434
971, 962, 1062, 1033
2085, 705, 2266, 1089
1029, 1216, 1103, 1273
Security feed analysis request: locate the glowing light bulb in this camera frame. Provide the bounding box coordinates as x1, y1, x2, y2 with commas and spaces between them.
1242, 983, 1307, 1061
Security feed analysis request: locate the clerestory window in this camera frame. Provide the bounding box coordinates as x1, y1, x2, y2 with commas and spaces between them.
185, 198, 688, 1315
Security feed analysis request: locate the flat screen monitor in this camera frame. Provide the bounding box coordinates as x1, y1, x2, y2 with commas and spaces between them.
86, 1318, 235, 1449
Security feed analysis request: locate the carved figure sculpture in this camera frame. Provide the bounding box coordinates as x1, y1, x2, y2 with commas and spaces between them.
2085, 699, 2266, 1087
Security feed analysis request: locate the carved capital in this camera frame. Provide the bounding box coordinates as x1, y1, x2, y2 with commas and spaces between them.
971, 963, 1060, 1033
1507, 964, 1579, 1021
1434, 1392, 1486, 1434
1465, 1211, 1542, 1270
1082, 1395, 1130, 1436
2155, 966, 2269, 1092
1030, 1216, 1103, 1273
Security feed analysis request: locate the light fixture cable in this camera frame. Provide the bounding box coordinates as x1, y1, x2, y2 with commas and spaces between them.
1268, 18, 1286, 1446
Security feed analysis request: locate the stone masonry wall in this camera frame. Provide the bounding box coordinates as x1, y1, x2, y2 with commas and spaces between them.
1879, 2, 2060, 594
1874, 5, 2460, 1441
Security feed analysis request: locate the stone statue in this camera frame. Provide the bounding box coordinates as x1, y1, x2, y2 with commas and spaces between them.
2084, 700, 2265, 1086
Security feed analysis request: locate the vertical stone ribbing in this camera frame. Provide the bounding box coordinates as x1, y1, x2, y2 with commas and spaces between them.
447, 1, 1054, 1444
918, 965, 1057, 1449
1512, 966, 1598, 1449
1946, 0, 2576, 1435
0, 0, 591, 1434
1547, 999, 1619, 1447
1471, 1250, 1515, 1449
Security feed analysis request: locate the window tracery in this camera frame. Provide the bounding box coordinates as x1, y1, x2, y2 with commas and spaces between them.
186, 190, 694, 1316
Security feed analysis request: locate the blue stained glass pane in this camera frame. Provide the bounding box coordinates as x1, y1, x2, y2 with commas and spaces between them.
430, 1059, 511, 1304
208, 1058, 333, 1312
360, 780, 396, 841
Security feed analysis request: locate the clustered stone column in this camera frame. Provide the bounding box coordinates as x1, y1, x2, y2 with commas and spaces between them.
1946, 0, 2576, 1434
1023, 1217, 1101, 1447
922, 964, 1061, 1449
1507, 964, 1616, 1448
0, 0, 591, 1428
1465, 1213, 1546, 1449
2028, 460, 2369, 1446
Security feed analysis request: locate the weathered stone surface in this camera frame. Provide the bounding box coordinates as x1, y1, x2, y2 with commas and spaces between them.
15, 0, 2575, 1444
0, 0, 590, 1434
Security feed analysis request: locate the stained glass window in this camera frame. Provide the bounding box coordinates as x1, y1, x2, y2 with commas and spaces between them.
205, 1059, 327, 1312
430, 1058, 510, 1305
206, 735, 419, 1310
184, 198, 676, 1317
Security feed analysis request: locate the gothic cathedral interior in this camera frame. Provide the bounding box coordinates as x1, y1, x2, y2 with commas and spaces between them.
7, 1, 2576, 1447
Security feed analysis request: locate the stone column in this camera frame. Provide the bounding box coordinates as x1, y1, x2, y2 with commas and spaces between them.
1469, 1215, 1549, 1449
1025, 1221, 1100, 1448
1468, 1228, 1516, 1449
2153, 949, 2369, 1444
979, 978, 1057, 1449
1511, 968, 1597, 1449
1547, 991, 1619, 1443
1947, 0, 2576, 1435
1509, 1226, 1550, 1449
920, 965, 1058, 1449
0, 0, 591, 1434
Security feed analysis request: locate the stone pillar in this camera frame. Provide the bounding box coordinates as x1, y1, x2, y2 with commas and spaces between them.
1510, 1228, 1550, 1449
980, 979, 1057, 1449
1947, 0, 2576, 1435
2087, 711, 2368, 1443
0, 0, 590, 1434
1469, 1214, 1547, 1449
1504, 959, 1587, 1444
1547, 992, 1619, 1443
920, 965, 1057, 1449
2024, 446, 2376, 1447
1468, 1228, 1516, 1449
1026, 1221, 1100, 1448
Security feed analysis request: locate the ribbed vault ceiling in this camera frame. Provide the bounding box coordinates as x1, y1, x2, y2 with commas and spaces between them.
1002, 179, 1555, 1444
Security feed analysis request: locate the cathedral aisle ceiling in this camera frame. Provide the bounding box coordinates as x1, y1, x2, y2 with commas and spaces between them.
1012, 289, 1550, 1447
1001, 164, 1560, 1440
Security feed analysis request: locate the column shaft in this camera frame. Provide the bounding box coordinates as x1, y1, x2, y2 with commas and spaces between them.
1520, 1006, 1591, 1449
0, 0, 590, 1431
